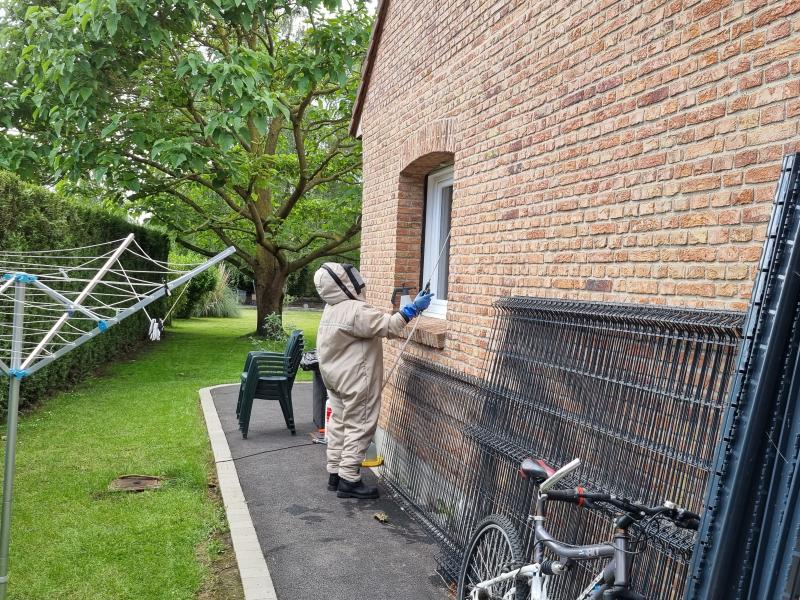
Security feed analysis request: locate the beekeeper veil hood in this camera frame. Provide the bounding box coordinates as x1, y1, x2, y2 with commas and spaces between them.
314, 262, 366, 305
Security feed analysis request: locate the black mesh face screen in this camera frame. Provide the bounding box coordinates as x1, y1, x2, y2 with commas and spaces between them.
342, 264, 366, 294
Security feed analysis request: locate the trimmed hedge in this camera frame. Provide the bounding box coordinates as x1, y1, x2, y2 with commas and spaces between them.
0, 170, 169, 413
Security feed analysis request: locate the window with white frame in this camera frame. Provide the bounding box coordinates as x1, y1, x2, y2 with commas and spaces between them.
421, 165, 453, 319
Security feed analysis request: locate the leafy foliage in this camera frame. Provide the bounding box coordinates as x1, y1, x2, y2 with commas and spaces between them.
0, 169, 169, 413
168, 253, 240, 318
194, 263, 241, 317
255, 312, 291, 342
0, 0, 372, 330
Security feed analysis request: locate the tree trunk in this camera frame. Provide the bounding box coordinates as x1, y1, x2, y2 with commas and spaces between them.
253, 248, 288, 336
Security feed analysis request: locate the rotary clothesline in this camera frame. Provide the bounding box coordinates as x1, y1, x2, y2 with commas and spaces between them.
0, 233, 235, 379
0, 234, 234, 376
0, 235, 230, 372
0, 235, 235, 600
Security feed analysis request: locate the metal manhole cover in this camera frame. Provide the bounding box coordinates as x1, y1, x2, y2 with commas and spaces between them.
108, 475, 163, 492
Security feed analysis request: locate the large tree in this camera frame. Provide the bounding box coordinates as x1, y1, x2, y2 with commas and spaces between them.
0, 0, 370, 333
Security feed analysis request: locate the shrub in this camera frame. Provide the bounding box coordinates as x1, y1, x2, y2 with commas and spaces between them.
0, 170, 169, 414
258, 313, 287, 342
283, 292, 297, 306
249, 313, 298, 352
195, 263, 240, 318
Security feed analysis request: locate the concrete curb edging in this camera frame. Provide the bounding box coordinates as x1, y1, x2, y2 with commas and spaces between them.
200, 384, 278, 600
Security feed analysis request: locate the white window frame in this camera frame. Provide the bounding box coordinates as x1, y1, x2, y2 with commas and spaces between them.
422, 165, 453, 319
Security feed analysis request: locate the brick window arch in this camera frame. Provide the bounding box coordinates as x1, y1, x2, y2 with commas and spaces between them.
393, 120, 457, 313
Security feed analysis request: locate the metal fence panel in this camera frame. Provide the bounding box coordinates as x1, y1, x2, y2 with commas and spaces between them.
382, 356, 483, 578
383, 301, 743, 598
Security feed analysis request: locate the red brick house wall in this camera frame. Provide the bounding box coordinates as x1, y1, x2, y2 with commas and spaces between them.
354, 0, 800, 378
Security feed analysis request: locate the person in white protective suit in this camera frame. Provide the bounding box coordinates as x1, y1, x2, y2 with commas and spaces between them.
314, 263, 434, 499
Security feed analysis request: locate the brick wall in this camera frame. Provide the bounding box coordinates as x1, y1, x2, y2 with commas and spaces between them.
358, 0, 800, 377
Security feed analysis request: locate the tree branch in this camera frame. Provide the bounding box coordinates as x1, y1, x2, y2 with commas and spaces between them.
276, 86, 321, 217
277, 231, 337, 253
154, 212, 251, 275
177, 240, 215, 259
288, 217, 361, 272
163, 188, 256, 267
174, 236, 251, 275
190, 32, 228, 57
304, 116, 349, 132
306, 161, 361, 191
304, 137, 346, 181
120, 150, 251, 220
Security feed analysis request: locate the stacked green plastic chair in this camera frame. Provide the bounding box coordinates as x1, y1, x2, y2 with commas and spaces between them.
237, 330, 304, 438
236, 351, 268, 418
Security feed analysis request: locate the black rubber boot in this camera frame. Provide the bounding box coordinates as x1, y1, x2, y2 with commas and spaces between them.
336, 478, 379, 499
327, 473, 340, 491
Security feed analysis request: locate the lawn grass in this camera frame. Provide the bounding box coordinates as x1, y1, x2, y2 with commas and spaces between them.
3, 308, 320, 599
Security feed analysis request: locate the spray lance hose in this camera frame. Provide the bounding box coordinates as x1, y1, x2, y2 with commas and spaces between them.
380, 229, 452, 393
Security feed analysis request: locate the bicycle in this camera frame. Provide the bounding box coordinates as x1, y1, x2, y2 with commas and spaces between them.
456, 457, 701, 600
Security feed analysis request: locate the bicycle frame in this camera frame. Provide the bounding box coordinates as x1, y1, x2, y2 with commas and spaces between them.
469, 459, 639, 600
468, 567, 607, 600
468, 497, 628, 600
530, 493, 636, 599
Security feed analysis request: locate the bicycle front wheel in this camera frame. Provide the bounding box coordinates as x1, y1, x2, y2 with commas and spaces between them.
457, 515, 529, 600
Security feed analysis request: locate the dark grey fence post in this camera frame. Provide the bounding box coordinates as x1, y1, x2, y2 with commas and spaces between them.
686, 153, 800, 599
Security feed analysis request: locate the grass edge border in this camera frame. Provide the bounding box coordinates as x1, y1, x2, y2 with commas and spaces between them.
199, 384, 278, 600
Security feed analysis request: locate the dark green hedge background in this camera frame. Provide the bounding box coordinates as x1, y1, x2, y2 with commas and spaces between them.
0, 170, 169, 413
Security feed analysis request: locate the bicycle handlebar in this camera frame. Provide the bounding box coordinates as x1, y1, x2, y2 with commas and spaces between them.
544, 489, 586, 504
543, 488, 701, 530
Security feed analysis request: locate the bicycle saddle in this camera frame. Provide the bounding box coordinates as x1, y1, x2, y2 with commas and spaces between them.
518, 457, 554, 482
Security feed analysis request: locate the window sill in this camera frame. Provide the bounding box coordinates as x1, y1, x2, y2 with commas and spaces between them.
401, 315, 447, 349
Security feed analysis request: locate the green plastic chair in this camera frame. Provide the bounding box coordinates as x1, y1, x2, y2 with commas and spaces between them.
236, 351, 270, 419
237, 330, 304, 438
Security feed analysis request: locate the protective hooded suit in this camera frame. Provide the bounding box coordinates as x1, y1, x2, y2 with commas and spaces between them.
314, 263, 410, 491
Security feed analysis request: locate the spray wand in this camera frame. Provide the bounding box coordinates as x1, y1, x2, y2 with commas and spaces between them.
380, 229, 451, 392
355, 231, 452, 468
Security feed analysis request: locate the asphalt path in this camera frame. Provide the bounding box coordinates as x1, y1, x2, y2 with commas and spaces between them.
212, 383, 450, 600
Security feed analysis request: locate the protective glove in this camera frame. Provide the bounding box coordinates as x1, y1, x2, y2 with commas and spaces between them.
400, 291, 435, 322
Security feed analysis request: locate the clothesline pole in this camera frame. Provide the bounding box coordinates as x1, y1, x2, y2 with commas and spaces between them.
0, 279, 26, 600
